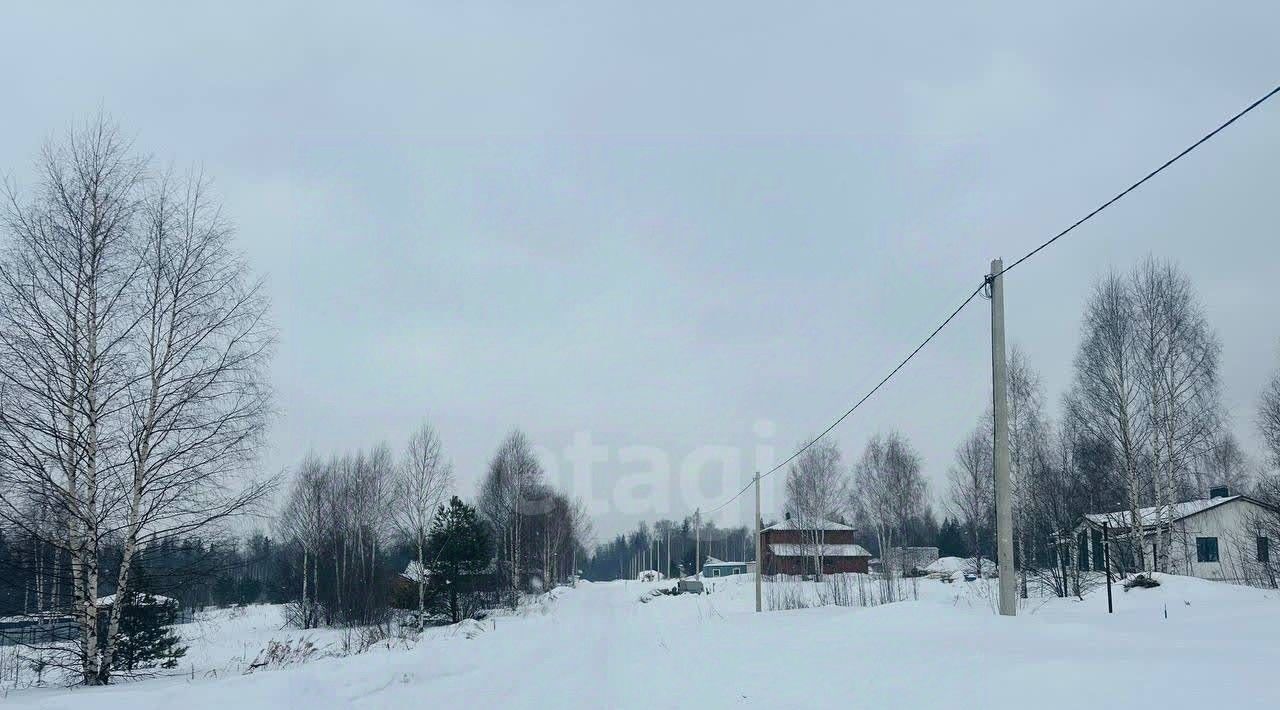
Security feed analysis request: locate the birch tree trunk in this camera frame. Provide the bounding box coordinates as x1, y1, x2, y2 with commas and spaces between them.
417, 532, 426, 632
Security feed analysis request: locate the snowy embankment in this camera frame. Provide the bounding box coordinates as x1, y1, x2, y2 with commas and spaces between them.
6, 574, 1280, 709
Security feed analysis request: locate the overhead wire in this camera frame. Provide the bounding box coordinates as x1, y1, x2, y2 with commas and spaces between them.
999, 84, 1280, 278
702, 83, 1280, 517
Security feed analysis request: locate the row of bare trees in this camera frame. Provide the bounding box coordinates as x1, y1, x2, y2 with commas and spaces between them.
278, 424, 453, 630
945, 256, 1275, 596
278, 427, 590, 625
477, 430, 592, 605
0, 117, 275, 684
782, 431, 929, 579
1069, 258, 1222, 574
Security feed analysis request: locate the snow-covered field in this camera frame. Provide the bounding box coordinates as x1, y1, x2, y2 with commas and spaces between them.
5, 574, 1279, 709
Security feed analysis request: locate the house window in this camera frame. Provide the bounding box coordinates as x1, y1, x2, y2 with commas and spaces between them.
1196, 537, 1219, 563
1259, 537, 1270, 563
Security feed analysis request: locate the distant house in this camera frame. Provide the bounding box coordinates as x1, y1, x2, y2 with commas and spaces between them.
390, 561, 430, 608
94, 592, 179, 608
761, 515, 871, 575
400, 560, 428, 584
3, 594, 193, 647
1063, 487, 1277, 585
0, 612, 77, 647
390, 559, 499, 611
700, 557, 751, 578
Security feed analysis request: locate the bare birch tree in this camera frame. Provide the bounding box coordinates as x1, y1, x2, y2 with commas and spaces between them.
477, 430, 544, 605
1132, 257, 1221, 571
98, 170, 275, 679
783, 438, 847, 578
279, 447, 396, 629
853, 431, 926, 577
1254, 354, 1280, 583
0, 117, 274, 683
278, 453, 328, 628
946, 425, 992, 575
1071, 272, 1151, 574
391, 422, 453, 631
1259, 351, 1280, 471
0, 119, 143, 684
1006, 346, 1049, 595
1022, 423, 1101, 598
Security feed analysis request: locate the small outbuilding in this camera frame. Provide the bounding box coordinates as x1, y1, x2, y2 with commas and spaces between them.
700, 557, 751, 578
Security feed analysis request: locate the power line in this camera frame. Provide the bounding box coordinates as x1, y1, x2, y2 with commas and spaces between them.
705, 82, 1280, 518
706, 280, 988, 515
999, 84, 1280, 277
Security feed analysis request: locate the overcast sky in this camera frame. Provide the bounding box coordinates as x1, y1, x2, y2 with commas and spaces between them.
3, 2, 1278, 540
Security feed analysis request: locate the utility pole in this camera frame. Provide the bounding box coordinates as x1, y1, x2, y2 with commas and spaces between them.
666, 528, 671, 579
1103, 523, 1113, 614
754, 471, 762, 613
695, 509, 701, 578
989, 258, 1016, 617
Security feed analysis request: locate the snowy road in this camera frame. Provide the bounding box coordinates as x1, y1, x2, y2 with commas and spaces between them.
8, 575, 1280, 709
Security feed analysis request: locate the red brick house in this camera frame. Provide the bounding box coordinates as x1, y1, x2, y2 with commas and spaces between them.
761, 515, 871, 575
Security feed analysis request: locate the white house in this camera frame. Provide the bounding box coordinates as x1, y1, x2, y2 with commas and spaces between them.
1066, 487, 1276, 586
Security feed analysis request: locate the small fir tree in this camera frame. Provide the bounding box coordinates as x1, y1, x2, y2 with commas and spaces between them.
426, 497, 493, 623
110, 569, 188, 673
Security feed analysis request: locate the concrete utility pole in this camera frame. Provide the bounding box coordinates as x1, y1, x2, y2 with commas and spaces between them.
666, 528, 671, 579
754, 471, 762, 613
989, 258, 1016, 617
695, 509, 701, 578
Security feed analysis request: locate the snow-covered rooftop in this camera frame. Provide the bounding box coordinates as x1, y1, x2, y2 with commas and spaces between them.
703, 558, 748, 567
925, 556, 994, 575
95, 593, 176, 607
401, 560, 429, 583
762, 517, 854, 532
1083, 495, 1245, 530
770, 543, 871, 558
0, 611, 73, 624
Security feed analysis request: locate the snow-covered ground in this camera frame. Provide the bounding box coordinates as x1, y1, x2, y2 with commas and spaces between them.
5, 574, 1279, 708
924, 555, 996, 576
